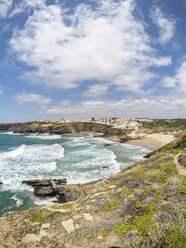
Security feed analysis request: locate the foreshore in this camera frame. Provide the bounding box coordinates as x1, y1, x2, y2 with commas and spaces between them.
126, 133, 175, 151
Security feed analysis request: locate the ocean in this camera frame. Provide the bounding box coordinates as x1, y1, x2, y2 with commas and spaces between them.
0, 131, 150, 216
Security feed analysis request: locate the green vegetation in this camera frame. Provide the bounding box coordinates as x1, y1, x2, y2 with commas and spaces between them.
178, 148, 186, 167
103, 199, 119, 212
64, 203, 73, 209
140, 119, 186, 133
28, 209, 49, 223
53, 213, 65, 219
113, 203, 155, 242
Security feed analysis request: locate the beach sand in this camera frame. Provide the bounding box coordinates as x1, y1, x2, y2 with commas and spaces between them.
126, 133, 175, 151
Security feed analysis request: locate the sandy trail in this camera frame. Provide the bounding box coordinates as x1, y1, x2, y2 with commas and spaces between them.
174, 152, 186, 177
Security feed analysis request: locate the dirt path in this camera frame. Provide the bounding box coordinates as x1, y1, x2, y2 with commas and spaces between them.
174, 152, 186, 177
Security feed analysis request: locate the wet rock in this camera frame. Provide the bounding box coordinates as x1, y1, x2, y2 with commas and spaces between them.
51, 179, 67, 185
119, 135, 129, 142
104, 143, 113, 146
22, 179, 52, 187
34, 186, 55, 196
102, 166, 109, 169
0, 181, 3, 185
22, 178, 67, 187
22, 178, 67, 198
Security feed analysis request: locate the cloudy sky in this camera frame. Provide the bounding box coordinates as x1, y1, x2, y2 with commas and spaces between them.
0, 0, 185, 122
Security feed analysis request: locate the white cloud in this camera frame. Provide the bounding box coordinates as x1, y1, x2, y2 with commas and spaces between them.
161, 77, 177, 88
14, 92, 51, 105
161, 60, 186, 92
10, 0, 171, 94
83, 84, 109, 97
9, 0, 46, 18
40, 97, 186, 119
175, 60, 186, 92
0, 0, 12, 19
151, 8, 175, 45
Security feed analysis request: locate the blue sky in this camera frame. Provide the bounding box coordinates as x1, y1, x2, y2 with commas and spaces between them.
0, 0, 186, 122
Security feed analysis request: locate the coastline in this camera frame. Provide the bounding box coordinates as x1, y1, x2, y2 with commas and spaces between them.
0, 132, 185, 247
126, 133, 175, 151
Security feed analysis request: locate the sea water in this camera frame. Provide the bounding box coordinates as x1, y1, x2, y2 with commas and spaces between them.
0, 131, 150, 216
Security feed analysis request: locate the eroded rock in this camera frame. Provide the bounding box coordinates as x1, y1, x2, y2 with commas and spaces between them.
22, 178, 67, 198
34, 186, 55, 196
61, 219, 75, 233
22, 234, 41, 244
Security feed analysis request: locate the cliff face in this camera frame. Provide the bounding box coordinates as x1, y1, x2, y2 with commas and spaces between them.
0, 132, 185, 248
0, 121, 132, 139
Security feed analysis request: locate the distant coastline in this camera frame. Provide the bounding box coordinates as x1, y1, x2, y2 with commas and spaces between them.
0, 121, 177, 151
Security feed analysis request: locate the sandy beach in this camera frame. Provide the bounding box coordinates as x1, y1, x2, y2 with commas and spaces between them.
126, 133, 175, 151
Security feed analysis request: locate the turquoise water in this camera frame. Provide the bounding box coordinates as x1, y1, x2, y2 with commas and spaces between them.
0, 131, 150, 216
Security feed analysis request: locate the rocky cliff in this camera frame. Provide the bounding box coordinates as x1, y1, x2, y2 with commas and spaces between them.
0, 121, 132, 141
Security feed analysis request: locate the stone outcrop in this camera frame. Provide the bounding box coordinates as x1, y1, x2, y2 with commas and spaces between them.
22, 179, 91, 202
22, 179, 67, 198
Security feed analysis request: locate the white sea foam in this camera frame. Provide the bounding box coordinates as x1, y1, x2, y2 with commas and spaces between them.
34, 197, 58, 206
26, 133, 62, 139
62, 145, 120, 184
0, 131, 14, 135
64, 140, 90, 147
0, 143, 64, 191
2, 144, 26, 158
86, 136, 114, 144
0, 131, 22, 135
11, 196, 24, 207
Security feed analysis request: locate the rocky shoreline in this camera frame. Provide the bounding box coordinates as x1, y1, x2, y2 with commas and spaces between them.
0, 132, 185, 247
0, 121, 133, 142
0, 121, 176, 204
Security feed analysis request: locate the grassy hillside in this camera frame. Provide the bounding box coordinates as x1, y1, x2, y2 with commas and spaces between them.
0, 132, 185, 248
140, 119, 186, 133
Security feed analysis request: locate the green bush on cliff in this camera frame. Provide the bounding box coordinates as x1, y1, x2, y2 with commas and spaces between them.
140, 119, 186, 132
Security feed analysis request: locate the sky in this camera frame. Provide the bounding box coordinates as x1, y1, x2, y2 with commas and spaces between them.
0, 0, 186, 122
